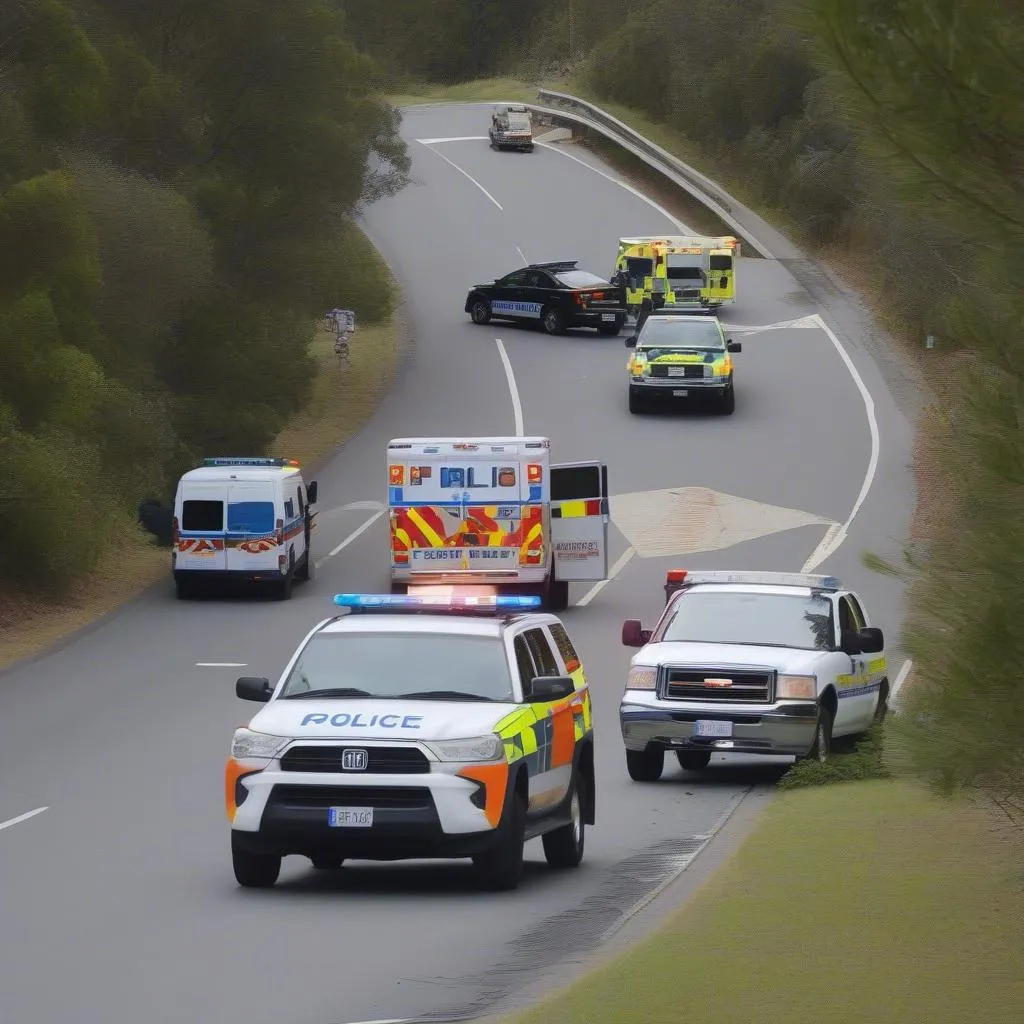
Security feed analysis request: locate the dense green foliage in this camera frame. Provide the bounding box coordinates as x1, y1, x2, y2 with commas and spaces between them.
0, 0, 409, 593
777, 724, 890, 790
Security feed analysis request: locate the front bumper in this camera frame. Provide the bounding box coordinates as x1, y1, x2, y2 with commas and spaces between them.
620, 695, 818, 757
229, 764, 506, 860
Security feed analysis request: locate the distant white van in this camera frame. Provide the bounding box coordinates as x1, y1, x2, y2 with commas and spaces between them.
171, 457, 319, 600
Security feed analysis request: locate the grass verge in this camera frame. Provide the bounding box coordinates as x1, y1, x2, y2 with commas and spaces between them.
0, 293, 403, 674
386, 76, 542, 108
500, 779, 1024, 1024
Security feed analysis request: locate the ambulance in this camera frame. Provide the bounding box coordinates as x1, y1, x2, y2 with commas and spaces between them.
386, 437, 610, 611
172, 456, 319, 600
612, 235, 739, 315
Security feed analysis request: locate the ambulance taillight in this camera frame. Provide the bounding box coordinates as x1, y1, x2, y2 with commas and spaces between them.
527, 463, 542, 483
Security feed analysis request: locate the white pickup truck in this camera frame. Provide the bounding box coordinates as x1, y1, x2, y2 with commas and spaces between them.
618, 570, 889, 780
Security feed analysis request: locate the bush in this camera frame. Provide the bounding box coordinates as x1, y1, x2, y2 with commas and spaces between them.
777, 723, 891, 790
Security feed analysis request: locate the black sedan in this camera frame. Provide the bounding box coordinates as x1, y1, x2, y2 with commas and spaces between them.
465, 261, 627, 335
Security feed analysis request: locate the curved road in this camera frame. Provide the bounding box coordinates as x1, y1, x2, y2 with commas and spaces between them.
0, 103, 916, 1024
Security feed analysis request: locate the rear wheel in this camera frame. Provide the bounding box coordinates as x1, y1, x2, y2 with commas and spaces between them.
295, 538, 313, 581
676, 750, 712, 771
275, 554, 295, 601
474, 790, 526, 891
174, 575, 196, 600
626, 746, 664, 782
542, 305, 566, 335
542, 776, 585, 869
470, 298, 492, 324
231, 835, 280, 888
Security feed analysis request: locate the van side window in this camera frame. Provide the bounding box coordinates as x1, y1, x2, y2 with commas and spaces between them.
547, 623, 581, 674
284, 498, 295, 520
181, 500, 223, 531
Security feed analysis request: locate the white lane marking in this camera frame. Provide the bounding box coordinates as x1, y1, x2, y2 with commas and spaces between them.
721, 315, 821, 333
196, 662, 247, 668
0, 806, 48, 833
516, 245, 528, 263
890, 659, 913, 700
316, 509, 387, 569
535, 140, 690, 231
337, 500, 385, 512
417, 141, 502, 210
800, 313, 880, 572
576, 546, 636, 607
414, 136, 488, 144
494, 338, 524, 435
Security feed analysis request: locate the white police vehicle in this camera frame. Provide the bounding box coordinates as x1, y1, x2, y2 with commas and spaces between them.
226, 591, 596, 890
619, 570, 889, 778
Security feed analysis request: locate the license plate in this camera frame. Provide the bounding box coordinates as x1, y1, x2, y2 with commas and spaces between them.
327, 807, 373, 828
601, 313, 615, 321
694, 720, 732, 738
672, 389, 689, 397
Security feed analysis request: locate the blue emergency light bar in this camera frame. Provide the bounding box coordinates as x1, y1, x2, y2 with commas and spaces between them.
333, 593, 542, 613
203, 456, 299, 468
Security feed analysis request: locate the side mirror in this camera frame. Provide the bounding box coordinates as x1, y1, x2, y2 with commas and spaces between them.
727, 340, 741, 353
839, 630, 863, 656
625, 335, 637, 348
857, 627, 884, 654
622, 619, 651, 647
306, 480, 318, 505
236, 676, 273, 702
526, 675, 575, 702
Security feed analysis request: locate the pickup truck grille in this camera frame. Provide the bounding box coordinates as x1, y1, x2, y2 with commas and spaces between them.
279, 745, 430, 774
649, 364, 706, 379
662, 668, 774, 703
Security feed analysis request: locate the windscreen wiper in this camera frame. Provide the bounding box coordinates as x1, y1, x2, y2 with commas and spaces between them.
283, 687, 372, 699
396, 690, 493, 701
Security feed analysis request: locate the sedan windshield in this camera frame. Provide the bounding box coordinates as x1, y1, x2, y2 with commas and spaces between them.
660, 591, 834, 651
279, 633, 515, 701
638, 318, 724, 352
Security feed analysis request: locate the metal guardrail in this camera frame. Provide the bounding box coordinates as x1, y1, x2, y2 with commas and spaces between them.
525, 89, 773, 258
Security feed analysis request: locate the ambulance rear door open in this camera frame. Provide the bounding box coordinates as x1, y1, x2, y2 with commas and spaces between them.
550, 461, 609, 582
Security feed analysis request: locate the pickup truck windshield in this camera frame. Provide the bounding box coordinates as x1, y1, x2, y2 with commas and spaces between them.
660, 591, 834, 651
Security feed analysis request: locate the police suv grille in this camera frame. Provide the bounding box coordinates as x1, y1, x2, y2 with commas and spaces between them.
649, 364, 706, 379
279, 745, 430, 774
663, 668, 774, 703
267, 785, 434, 811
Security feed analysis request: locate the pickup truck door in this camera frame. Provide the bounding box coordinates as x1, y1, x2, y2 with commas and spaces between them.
834, 593, 878, 731
549, 461, 609, 582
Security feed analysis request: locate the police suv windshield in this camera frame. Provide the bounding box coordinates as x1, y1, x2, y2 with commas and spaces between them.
660, 590, 834, 651
638, 318, 724, 353
279, 633, 516, 702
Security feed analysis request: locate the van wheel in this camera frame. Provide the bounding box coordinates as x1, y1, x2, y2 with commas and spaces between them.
275, 554, 295, 601
175, 576, 195, 600
295, 547, 313, 582
542, 775, 585, 869
474, 790, 526, 891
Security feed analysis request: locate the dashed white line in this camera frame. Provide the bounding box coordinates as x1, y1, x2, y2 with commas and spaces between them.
576, 546, 636, 607
0, 806, 48, 833
415, 136, 487, 144
535, 140, 690, 231
196, 662, 247, 668
890, 658, 914, 700
417, 141, 503, 210
494, 338, 524, 435
316, 509, 387, 569
800, 312, 880, 573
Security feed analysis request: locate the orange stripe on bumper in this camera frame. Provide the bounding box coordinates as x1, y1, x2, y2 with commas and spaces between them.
457, 762, 509, 827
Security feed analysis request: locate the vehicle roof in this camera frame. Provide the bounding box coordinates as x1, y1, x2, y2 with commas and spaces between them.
643, 314, 723, 327
179, 465, 299, 483
314, 612, 558, 637
677, 582, 827, 597
388, 436, 550, 446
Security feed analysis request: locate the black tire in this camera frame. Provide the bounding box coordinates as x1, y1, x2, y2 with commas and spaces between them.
174, 576, 195, 600
874, 682, 890, 725
541, 305, 565, 335
720, 383, 736, 415
628, 387, 646, 414
542, 776, 585, 869
310, 855, 343, 870
275, 554, 295, 601
470, 298, 492, 325
473, 789, 526, 891
676, 750, 712, 771
295, 539, 313, 581
231, 836, 280, 888
546, 577, 570, 612
800, 704, 834, 763
626, 746, 664, 782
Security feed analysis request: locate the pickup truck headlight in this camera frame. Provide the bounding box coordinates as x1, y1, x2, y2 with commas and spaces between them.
625, 667, 657, 691
427, 734, 505, 763
776, 674, 817, 700
231, 728, 290, 759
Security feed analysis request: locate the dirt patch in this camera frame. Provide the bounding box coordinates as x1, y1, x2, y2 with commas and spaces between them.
0, 314, 402, 674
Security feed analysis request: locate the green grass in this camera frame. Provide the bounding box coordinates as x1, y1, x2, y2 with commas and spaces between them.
501, 779, 1024, 1024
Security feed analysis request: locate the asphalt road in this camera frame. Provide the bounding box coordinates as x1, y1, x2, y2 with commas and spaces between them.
0, 102, 917, 1024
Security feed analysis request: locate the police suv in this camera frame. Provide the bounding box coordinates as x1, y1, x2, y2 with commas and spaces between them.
619, 570, 889, 779
226, 592, 596, 890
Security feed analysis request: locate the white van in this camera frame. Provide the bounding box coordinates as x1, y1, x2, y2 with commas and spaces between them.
172, 457, 319, 600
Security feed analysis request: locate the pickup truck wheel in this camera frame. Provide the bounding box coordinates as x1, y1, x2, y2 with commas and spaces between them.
541, 775, 585, 869
231, 836, 280, 888
626, 746, 664, 782
628, 387, 646, 414
719, 383, 736, 415
801, 705, 834, 763
676, 750, 712, 771
473, 790, 526, 891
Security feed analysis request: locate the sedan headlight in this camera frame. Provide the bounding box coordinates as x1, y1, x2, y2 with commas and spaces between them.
231, 728, 290, 759
428, 734, 505, 763
625, 666, 657, 691
777, 674, 817, 700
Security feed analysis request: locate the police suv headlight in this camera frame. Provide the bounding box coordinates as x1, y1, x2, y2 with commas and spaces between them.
625, 667, 657, 691
231, 728, 290, 759
427, 734, 505, 763
776, 674, 817, 700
